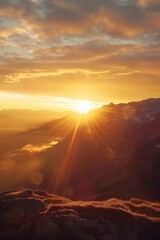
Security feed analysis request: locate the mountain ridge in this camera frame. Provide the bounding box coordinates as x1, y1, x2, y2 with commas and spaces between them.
0, 98, 160, 201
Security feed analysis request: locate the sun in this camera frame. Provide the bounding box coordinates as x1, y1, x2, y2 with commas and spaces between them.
74, 100, 92, 114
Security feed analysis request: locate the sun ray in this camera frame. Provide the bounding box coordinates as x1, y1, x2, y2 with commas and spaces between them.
53, 118, 81, 193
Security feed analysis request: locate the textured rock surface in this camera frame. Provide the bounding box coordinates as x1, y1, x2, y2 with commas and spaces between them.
0, 189, 160, 240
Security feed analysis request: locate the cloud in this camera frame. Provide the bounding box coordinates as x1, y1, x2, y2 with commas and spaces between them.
1, 43, 159, 78
22, 141, 58, 153
0, 27, 26, 38
139, 0, 160, 6
0, 0, 159, 39
0, 0, 159, 103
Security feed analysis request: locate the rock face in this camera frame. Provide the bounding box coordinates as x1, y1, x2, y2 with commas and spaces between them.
0, 189, 160, 240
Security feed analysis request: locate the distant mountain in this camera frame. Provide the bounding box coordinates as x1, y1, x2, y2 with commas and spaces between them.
32, 98, 159, 201
0, 109, 63, 132
0, 98, 160, 201
0, 189, 160, 240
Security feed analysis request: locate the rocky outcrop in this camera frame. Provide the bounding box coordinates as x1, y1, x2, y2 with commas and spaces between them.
0, 189, 160, 240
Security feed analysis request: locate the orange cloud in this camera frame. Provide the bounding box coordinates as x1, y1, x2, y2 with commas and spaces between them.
139, 0, 160, 6
0, 0, 159, 39
22, 141, 58, 153
0, 0, 159, 104
0, 27, 26, 38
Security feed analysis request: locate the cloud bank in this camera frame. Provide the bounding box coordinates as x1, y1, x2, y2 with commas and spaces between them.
0, 0, 159, 104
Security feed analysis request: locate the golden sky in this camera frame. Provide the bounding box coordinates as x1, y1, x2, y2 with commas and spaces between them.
0, 0, 160, 110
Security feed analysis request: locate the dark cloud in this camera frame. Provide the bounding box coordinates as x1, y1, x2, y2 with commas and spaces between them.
0, 0, 159, 39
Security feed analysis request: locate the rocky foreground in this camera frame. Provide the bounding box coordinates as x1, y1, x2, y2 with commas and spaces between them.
0, 189, 160, 240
